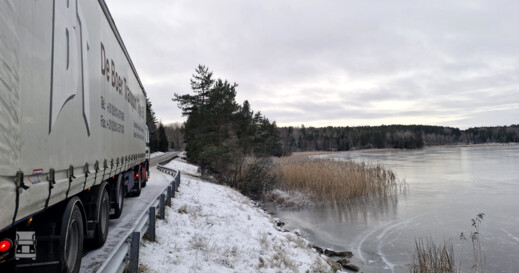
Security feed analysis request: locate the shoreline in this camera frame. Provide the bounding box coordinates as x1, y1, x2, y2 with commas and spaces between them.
140, 159, 343, 273
290, 142, 519, 156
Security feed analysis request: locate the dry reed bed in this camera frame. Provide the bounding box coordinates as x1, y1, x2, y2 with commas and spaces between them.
409, 238, 457, 273
275, 157, 398, 203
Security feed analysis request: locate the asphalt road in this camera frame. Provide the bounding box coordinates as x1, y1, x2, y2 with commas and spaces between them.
80, 152, 179, 273
150, 152, 180, 166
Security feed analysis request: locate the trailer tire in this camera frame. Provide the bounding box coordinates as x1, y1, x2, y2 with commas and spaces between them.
90, 185, 110, 248
60, 198, 84, 273
111, 174, 124, 219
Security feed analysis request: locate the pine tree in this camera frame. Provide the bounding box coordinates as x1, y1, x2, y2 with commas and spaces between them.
172, 65, 285, 198
173, 66, 239, 165
173, 65, 283, 172
190, 65, 214, 105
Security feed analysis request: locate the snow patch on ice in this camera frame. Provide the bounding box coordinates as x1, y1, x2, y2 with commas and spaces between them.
139, 162, 334, 273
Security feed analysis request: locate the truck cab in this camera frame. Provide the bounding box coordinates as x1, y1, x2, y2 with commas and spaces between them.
15, 232, 36, 261
145, 125, 150, 162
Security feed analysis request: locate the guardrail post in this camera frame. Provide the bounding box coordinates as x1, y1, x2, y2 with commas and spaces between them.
129, 231, 140, 273
166, 185, 172, 206
159, 194, 165, 220
148, 207, 156, 242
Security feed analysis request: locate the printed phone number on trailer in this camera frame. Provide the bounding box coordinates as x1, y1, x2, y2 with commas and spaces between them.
100, 115, 124, 134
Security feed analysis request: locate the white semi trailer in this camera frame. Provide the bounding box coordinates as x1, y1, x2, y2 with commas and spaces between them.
0, 1, 150, 272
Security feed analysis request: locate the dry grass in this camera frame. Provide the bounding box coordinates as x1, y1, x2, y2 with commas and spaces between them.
274, 156, 398, 203
137, 264, 152, 273
190, 233, 208, 250
177, 204, 189, 214
409, 237, 458, 273
410, 213, 486, 273
270, 244, 297, 271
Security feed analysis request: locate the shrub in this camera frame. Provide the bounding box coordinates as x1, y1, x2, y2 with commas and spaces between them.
217, 156, 277, 199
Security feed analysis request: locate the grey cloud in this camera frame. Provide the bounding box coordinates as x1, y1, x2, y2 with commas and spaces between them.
106, 0, 519, 129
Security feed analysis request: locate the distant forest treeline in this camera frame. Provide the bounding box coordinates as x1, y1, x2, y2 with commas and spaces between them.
278, 124, 519, 153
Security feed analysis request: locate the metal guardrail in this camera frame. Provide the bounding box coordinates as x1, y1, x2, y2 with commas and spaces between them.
157, 164, 178, 175
96, 164, 181, 273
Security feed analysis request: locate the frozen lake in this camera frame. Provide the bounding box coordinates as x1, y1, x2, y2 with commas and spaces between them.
273, 145, 519, 272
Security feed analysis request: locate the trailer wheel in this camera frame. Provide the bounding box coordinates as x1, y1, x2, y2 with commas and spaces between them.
90, 185, 110, 248
111, 174, 124, 219
60, 198, 84, 273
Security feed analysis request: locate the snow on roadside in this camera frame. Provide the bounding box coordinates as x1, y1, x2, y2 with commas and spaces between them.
150, 152, 165, 158
139, 160, 335, 273
263, 189, 315, 209
164, 159, 199, 176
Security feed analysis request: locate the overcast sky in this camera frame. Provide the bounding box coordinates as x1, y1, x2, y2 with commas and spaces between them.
106, 0, 519, 129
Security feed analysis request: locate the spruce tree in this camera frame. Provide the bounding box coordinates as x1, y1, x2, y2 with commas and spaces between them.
234, 100, 255, 154
157, 123, 169, 152
145, 96, 159, 152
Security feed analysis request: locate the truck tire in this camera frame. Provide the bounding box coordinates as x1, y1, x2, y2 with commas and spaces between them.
60, 198, 84, 273
90, 184, 110, 248
111, 174, 124, 219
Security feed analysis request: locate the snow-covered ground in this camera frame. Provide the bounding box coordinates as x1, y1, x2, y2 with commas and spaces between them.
263, 189, 315, 209
150, 151, 165, 158
161, 159, 198, 175
139, 160, 337, 273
